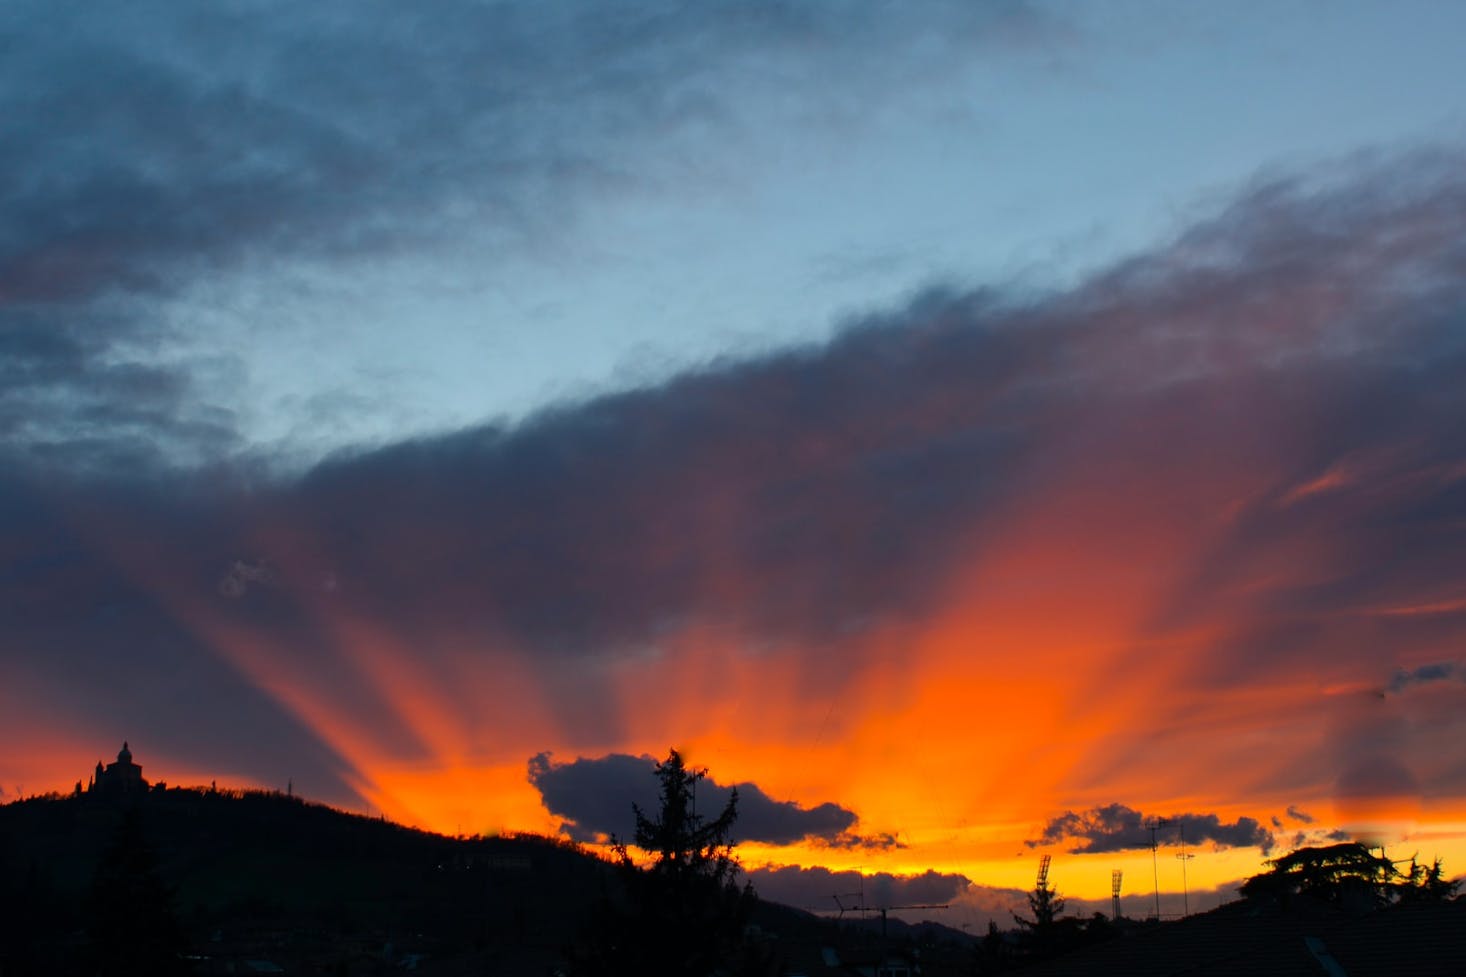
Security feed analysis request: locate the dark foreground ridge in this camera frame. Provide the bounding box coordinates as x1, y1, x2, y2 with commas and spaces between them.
1016, 895, 1466, 977
6, 747, 1462, 976
0, 752, 969, 976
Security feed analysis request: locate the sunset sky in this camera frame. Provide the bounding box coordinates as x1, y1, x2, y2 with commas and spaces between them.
5, 0, 1466, 927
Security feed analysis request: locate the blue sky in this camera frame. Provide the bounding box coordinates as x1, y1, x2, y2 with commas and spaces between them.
7, 1, 1466, 467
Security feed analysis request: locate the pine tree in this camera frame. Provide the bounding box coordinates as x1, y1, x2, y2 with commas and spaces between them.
627, 749, 741, 895
1396, 855, 1462, 903
1013, 870, 1066, 957
570, 749, 757, 977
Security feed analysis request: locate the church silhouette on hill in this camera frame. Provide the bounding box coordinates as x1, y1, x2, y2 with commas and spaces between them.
88, 741, 149, 796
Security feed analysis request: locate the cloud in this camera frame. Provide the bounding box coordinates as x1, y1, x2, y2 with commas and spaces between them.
218, 558, 277, 599
1385, 661, 1464, 695
239, 148, 1466, 671
0, 314, 242, 473
0, 0, 1055, 465
1288, 828, 1352, 849
526, 752, 885, 848
1029, 803, 1275, 854
815, 831, 907, 851
1286, 805, 1315, 824
748, 865, 971, 913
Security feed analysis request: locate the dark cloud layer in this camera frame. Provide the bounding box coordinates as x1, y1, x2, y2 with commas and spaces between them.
2, 151, 1466, 809
748, 865, 971, 913
526, 752, 886, 848
1029, 803, 1275, 854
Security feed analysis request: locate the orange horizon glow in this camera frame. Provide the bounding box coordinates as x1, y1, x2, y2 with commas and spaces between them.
7, 271, 1466, 908
11, 534, 1466, 905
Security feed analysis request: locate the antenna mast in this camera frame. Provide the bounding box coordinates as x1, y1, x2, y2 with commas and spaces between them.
1176, 824, 1194, 917
1144, 816, 1169, 920
830, 892, 949, 942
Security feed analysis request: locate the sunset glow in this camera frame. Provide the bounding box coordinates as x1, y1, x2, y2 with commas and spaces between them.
5, 0, 1466, 925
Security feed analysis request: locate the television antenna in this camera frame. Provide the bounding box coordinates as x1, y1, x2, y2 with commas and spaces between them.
1176, 824, 1194, 917
832, 892, 950, 942
833, 888, 865, 920
1144, 817, 1169, 920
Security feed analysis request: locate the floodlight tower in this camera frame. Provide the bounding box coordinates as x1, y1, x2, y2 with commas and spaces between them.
1144, 817, 1168, 920
1111, 869, 1123, 921
1037, 853, 1051, 890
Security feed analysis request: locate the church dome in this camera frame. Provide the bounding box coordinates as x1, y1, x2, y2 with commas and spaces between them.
117, 741, 132, 763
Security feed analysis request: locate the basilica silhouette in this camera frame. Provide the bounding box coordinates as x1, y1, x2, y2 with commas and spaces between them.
88, 741, 148, 796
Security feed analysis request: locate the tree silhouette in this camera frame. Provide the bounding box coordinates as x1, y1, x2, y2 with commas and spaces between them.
627, 749, 741, 892
569, 749, 757, 977
1395, 855, 1461, 903
1241, 842, 1460, 908
1012, 865, 1066, 957
1023, 875, 1065, 930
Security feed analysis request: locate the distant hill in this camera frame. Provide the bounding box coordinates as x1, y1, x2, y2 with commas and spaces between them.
0, 786, 961, 976
0, 785, 615, 974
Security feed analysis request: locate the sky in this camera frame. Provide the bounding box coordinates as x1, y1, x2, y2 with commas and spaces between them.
4, 0, 1466, 927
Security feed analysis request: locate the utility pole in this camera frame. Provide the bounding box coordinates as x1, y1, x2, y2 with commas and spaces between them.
1176, 824, 1194, 917
1144, 817, 1168, 920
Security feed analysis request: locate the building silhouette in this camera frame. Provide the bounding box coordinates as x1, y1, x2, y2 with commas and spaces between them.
89, 741, 149, 796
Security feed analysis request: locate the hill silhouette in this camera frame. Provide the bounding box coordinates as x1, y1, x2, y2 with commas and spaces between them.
0, 784, 620, 974
0, 783, 948, 976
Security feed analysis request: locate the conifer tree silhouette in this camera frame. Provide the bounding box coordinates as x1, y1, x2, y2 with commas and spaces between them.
569, 749, 757, 977
1013, 864, 1066, 957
